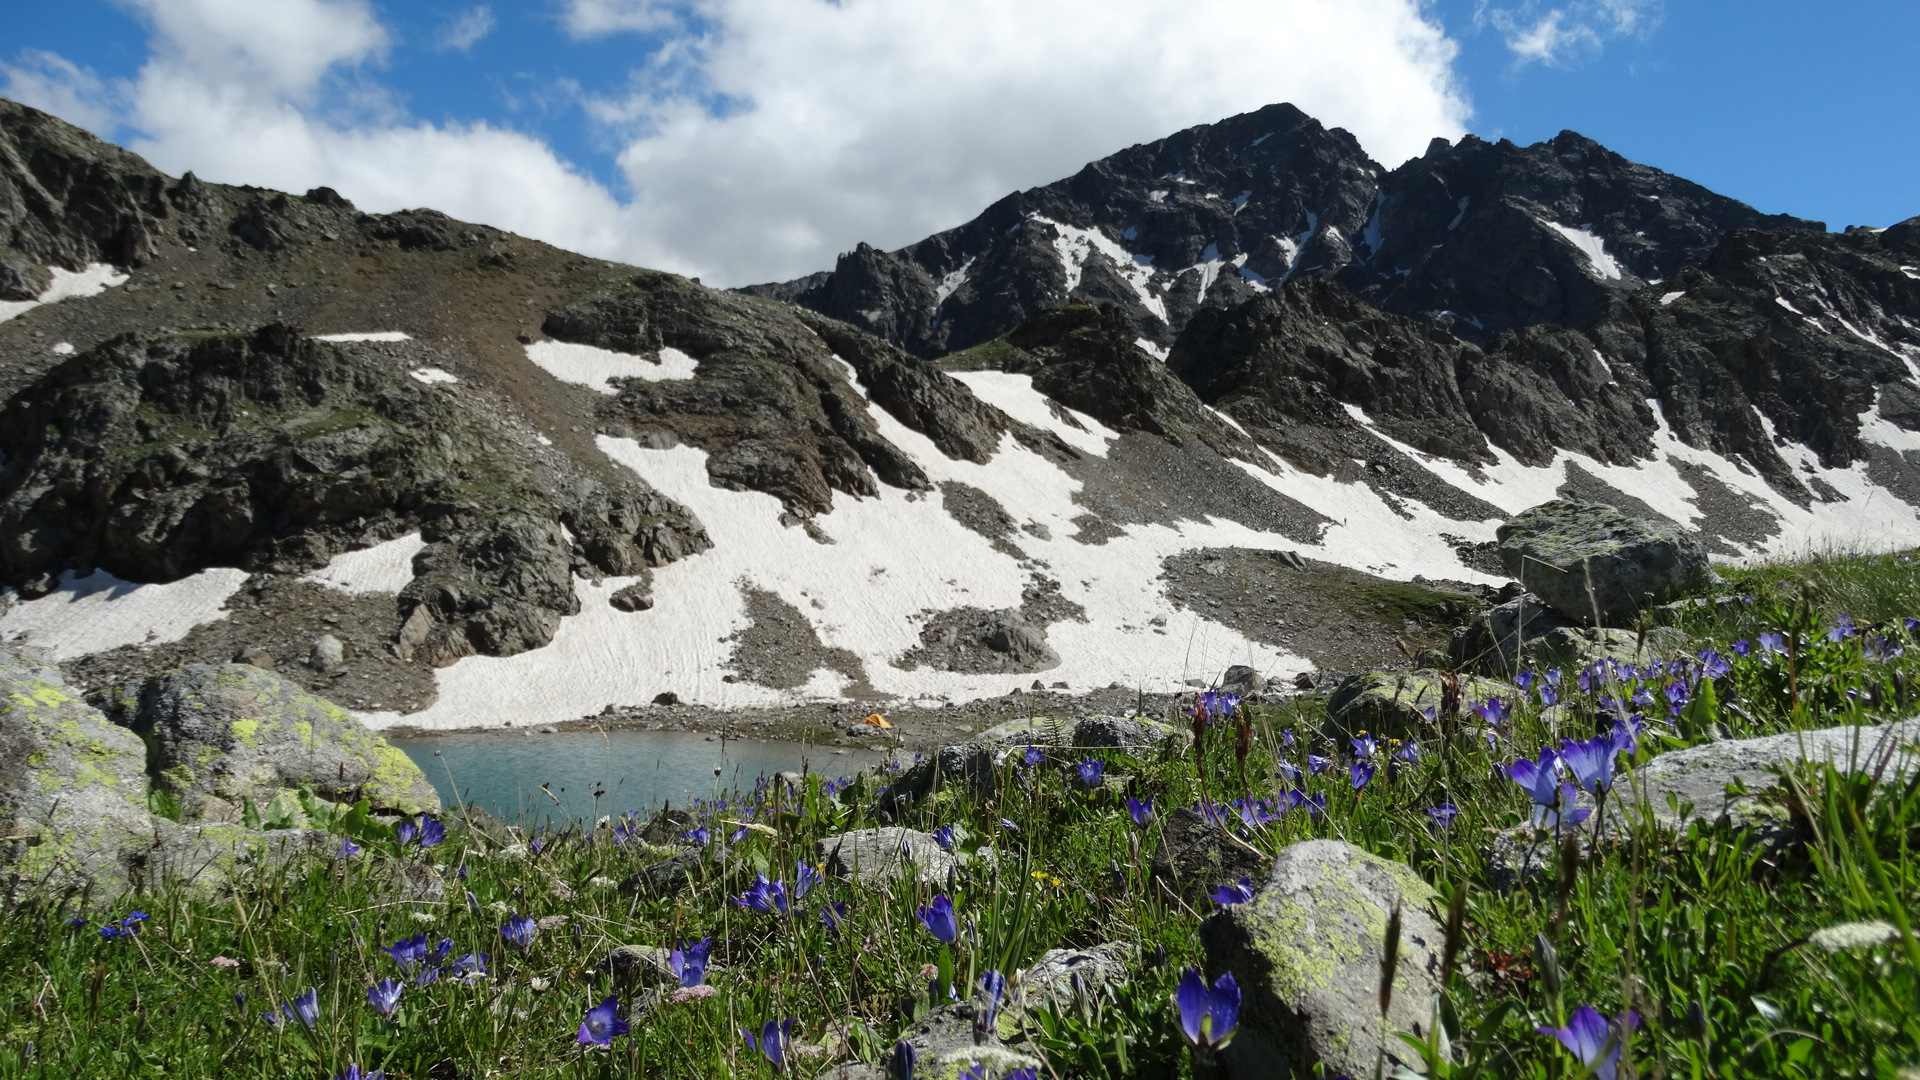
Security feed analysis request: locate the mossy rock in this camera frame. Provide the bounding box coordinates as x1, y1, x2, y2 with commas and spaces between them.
0, 646, 157, 901
1497, 500, 1714, 626
131, 663, 439, 821
1449, 591, 1694, 676
1323, 668, 1509, 741
1199, 839, 1442, 1079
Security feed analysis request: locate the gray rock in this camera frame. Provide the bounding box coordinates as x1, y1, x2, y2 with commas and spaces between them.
1071, 714, 1187, 750
982, 619, 1058, 667
594, 944, 677, 988
1220, 665, 1260, 697
0, 646, 158, 900
814, 1001, 1040, 1080
1200, 839, 1443, 1080
818, 827, 958, 886
1017, 942, 1131, 1013
1323, 668, 1509, 741
234, 645, 276, 669
132, 664, 440, 821
1449, 592, 1694, 676
609, 581, 654, 612
1497, 501, 1713, 625
1624, 717, 1920, 841
877, 714, 1185, 809
146, 824, 335, 893
308, 634, 346, 670
1151, 807, 1268, 901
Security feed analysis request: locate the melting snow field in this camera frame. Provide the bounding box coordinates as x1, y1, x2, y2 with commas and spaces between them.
0, 264, 128, 324
301, 533, 427, 595
313, 331, 412, 343
525, 341, 698, 393
409, 367, 458, 385
0, 568, 249, 661
1539, 220, 1626, 281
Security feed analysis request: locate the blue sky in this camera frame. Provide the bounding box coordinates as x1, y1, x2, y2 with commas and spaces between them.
3, 1, 1914, 282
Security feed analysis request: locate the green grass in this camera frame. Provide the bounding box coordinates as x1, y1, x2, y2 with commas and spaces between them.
2, 552, 1918, 1079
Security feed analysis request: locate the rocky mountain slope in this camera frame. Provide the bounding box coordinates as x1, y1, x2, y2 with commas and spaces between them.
1, 98, 1916, 734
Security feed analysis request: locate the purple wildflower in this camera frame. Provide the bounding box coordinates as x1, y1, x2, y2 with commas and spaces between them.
744, 1018, 800, 1072
917, 895, 959, 944
1209, 877, 1255, 907
577, 995, 629, 1046
668, 937, 711, 988
366, 978, 402, 1019
499, 915, 536, 951
1173, 969, 1240, 1053
1537, 1006, 1638, 1080
930, 824, 957, 851
1349, 761, 1376, 791
1075, 758, 1104, 787
1427, 803, 1459, 829
1127, 797, 1154, 827
1306, 755, 1331, 775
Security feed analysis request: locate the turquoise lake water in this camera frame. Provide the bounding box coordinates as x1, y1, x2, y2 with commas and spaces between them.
392, 730, 893, 827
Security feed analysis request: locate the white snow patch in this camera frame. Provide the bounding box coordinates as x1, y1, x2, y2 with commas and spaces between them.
409, 367, 458, 385
535, 434, 553, 447
1232, 190, 1252, 211
1902, 267, 1920, 281
949, 371, 1117, 457
1858, 395, 1920, 455
1032, 215, 1168, 324
1135, 338, 1170, 361
0, 263, 127, 324
300, 533, 427, 595
1539, 220, 1625, 281
313, 331, 412, 343
934, 258, 975, 307
1186, 243, 1227, 298
1660, 291, 1687, 306
1776, 296, 1804, 316
525, 341, 699, 394
51, 342, 74, 355
1447, 198, 1470, 231
1147, 190, 1169, 205
1250, 132, 1274, 147
1361, 190, 1386, 256
0, 568, 248, 662
1162, 171, 1197, 184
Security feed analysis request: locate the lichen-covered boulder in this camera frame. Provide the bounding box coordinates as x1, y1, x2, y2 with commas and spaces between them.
1016, 942, 1131, 1014
1496, 501, 1713, 626
1624, 717, 1920, 841
1449, 592, 1692, 676
1323, 668, 1508, 741
1199, 839, 1443, 1080
146, 823, 335, 893
0, 647, 157, 900
818, 826, 959, 886
132, 664, 438, 821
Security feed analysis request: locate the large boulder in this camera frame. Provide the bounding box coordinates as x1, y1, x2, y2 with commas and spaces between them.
1323, 668, 1509, 741
1016, 942, 1132, 1015
1449, 592, 1692, 676
0, 647, 157, 899
1496, 501, 1713, 625
1150, 807, 1268, 901
1200, 840, 1444, 1080
818, 826, 960, 886
132, 664, 439, 822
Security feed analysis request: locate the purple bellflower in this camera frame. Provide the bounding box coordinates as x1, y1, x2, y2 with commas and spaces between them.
366, 978, 402, 1019
1126, 797, 1154, 826
917, 895, 959, 944
1076, 759, 1105, 787
744, 1018, 800, 1072
1349, 761, 1377, 791
499, 915, 537, 951
1173, 968, 1241, 1054
578, 995, 629, 1046
1209, 877, 1255, 907
1537, 1006, 1638, 1080
669, 937, 711, 987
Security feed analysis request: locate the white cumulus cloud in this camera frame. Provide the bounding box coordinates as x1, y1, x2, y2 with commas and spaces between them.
1475, 0, 1661, 67
439, 6, 497, 52
0, 50, 124, 136
17, 0, 1471, 287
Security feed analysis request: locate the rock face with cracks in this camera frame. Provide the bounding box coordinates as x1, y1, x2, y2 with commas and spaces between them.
131, 662, 440, 822
1496, 500, 1713, 625
1199, 839, 1444, 1080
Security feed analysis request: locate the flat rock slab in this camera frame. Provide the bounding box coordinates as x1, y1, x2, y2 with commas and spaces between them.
1017, 942, 1131, 1014
818, 826, 958, 886
1629, 717, 1920, 836
1200, 839, 1443, 1080
1497, 500, 1712, 626
878, 714, 1186, 809
813, 1001, 1040, 1080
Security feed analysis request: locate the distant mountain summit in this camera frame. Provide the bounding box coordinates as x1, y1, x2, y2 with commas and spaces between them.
742, 102, 1821, 355
1, 97, 1916, 733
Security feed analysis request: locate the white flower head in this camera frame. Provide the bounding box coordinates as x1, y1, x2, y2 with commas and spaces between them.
1809, 920, 1899, 952
410, 911, 438, 923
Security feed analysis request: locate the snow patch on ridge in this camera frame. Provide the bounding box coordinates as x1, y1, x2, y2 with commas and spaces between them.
302, 533, 428, 595
948, 370, 1117, 457
0, 568, 248, 661
1539, 220, 1624, 281
0, 263, 128, 324
526, 341, 699, 394
314, 331, 412, 342
934, 258, 975, 307
409, 367, 458, 385
1032, 215, 1168, 324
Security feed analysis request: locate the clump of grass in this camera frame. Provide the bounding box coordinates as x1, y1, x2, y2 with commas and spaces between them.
1, 552, 1917, 1078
